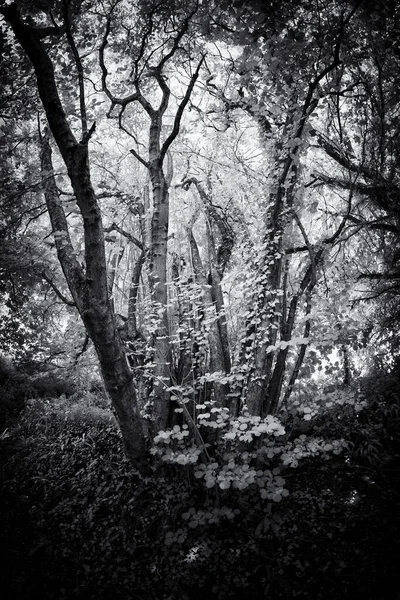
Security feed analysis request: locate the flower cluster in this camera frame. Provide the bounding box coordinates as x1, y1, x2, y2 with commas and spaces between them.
194, 460, 258, 490
196, 404, 230, 429
153, 424, 190, 444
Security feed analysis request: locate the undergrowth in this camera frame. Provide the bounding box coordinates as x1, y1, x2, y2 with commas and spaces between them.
0, 378, 399, 600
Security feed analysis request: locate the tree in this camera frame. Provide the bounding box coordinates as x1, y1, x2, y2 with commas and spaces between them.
0, 1, 149, 469
201, 0, 363, 416
313, 0, 400, 367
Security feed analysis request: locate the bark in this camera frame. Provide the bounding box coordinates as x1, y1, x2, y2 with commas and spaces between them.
2, 4, 148, 472
209, 262, 231, 373
204, 207, 232, 374
181, 176, 234, 276
107, 237, 125, 310
170, 254, 193, 388
127, 250, 145, 339
264, 244, 325, 415
280, 296, 312, 408
148, 157, 172, 432
99, 0, 204, 429
40, 132, 148, 470
263, 254, 315, 414
243, 18, 349, 416
205, 225, 231, 406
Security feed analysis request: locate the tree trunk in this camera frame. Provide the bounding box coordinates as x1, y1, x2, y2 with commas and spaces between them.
127, 250, 145, 339
148, 161, 172, 431
182, 177, 233, 406
245, 235, 283, 416
188, 230, 228, 407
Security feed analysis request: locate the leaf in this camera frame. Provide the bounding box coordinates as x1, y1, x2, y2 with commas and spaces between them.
219, 479, 231, 490
255, 519, 264, 537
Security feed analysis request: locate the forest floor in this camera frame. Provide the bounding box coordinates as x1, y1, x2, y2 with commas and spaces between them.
0, 387, 400, 600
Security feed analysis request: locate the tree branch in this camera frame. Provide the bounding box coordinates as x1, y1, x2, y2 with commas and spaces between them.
157, 3, 199, 71
63, 0, 87, 136
41, 271, 76, 307
74, 333, 90, 364
39, 128, 86, 306
99, 2, 142, 111
316, 134, 379, 182
104, 222, 143, 250
161, 55, 206, 161
130, 146, 150, 169
180, 175, 234, 275
291, 209, 317, 284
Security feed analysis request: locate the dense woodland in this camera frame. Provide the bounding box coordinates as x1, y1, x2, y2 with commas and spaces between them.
0, 0, 400, 598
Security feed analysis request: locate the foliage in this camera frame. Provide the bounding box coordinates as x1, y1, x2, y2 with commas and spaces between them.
0, 355, 79, 427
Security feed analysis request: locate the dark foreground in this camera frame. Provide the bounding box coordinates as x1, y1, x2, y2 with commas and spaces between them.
1, 384, 400, 600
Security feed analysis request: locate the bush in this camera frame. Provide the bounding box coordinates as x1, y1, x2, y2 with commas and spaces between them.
0, 358, 108, 429
0, 356, 35, 427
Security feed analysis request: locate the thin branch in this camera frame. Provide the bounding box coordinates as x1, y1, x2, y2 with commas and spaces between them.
63, 0, 87, 136
81, 121, 96, 145
291, 209, 316, 284
21, 207, 49, 235
356, 284, 400, 301
117, 105, 140, 145
315, 170, 399, 217
316, 133, 379, 182
344, 214, 398, 234
285, 245, 309, 255
129, 147, 150, 169
285, 187, 354, 254
157, 2, 199, 71
132, 2, 162, 80
32, 24, 66, 39
358, 272, 400, 281
280, 296, 312, 409
99, 2, 142, 110
324, 185, 355, 245
41, 271, 76, 307
74, 333, 90, 364
104, 222, 143, 250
